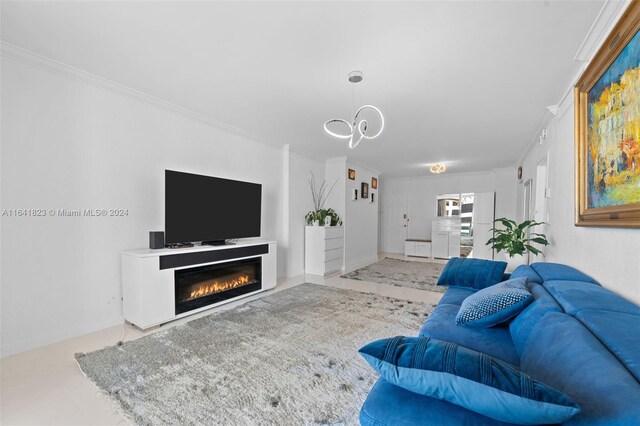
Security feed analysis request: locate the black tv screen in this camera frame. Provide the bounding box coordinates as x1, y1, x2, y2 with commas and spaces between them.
165, 170, 261, 244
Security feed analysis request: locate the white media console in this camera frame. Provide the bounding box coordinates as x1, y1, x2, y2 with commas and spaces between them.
122, 239, 277, 329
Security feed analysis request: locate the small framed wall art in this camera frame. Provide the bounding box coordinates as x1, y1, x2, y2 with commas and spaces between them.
370, 193, 375, 203
348, 169, 356, 180
361, 182, 369, 199
371, 177, 378, 189
352, 188, 358, 200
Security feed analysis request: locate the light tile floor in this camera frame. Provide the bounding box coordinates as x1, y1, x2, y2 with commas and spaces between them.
0, 253, 443, 425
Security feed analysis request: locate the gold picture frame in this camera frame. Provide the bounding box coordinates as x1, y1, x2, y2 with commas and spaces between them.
371, 177, 378, 189
575, 1, 640, 228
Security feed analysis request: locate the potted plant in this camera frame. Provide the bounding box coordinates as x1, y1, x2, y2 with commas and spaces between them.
486, 218, 549, 271
305, 208, 342, 226
305, 172, 342, 226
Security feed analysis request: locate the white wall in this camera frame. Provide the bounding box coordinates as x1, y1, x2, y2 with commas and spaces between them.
380, 169, 517, 254
517, 97, 640, 305
514, 0, 640, 305
324, 158, 379, 270
285, 148, 325, 277
324, 158, 347, 223
344, 160, 380, 269
0, 56, 295, 356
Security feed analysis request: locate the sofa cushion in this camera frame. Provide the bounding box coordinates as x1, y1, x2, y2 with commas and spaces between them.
359, 336, 580, 425
544, 280, 640, 316
575, 309, 640, 383
438, 287, 476, 306
360, 378, 513, 426
509, 265, 543, 285
530, 262, 599, 285
437, 257, 507, 290
520, 313, 640, 425
509, 283, 562, 358
456, 277, 532, 328
420, 303, 520, 366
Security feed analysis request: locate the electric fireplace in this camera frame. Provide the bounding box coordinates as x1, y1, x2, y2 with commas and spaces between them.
174, 257, 262, 315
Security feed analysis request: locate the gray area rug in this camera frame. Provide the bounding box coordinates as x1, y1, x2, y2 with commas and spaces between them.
341, 257, 446, 293
76, 284, 433, 425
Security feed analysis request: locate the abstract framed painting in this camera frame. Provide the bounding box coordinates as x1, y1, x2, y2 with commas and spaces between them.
575, 1, 640, 227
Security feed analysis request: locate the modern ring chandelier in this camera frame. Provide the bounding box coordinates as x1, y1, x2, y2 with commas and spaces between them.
323, 71, 384, 149
430, 163, 446, 174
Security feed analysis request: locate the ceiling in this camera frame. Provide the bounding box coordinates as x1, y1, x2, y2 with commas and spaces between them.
1, 1, 605, 177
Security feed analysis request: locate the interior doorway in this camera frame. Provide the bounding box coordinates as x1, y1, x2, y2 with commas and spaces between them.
381, 194, 408, 253
533, 154, 549, 263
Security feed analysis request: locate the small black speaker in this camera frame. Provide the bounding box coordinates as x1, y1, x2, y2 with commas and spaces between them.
149, 231, 165, 249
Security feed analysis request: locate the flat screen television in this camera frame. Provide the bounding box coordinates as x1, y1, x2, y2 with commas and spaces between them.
165, 170, 261, 245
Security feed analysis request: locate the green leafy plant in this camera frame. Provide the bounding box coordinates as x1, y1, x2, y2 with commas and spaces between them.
305, 210, 321, 225
305, 208, 342, 226
305, 172, 341, 226
486, 218, 549, 257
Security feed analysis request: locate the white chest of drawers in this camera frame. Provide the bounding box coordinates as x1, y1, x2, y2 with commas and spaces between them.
304, 226, 344, 275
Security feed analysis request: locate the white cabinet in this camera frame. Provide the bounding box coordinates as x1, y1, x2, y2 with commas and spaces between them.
405, 239, 431, 258
472, 192, 495, 259
305, 226, 344, 275
121, 240, 277, 329
432, 231, 450, 258
448, 232, 461, 255
432, 217, 461, 259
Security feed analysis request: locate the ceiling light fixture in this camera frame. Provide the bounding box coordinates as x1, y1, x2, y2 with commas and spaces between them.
430, 163, 446, 174
324, 71, 384, 149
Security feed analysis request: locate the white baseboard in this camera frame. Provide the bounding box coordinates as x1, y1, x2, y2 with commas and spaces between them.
343, 256, 379, 274
1, 315, 124, 358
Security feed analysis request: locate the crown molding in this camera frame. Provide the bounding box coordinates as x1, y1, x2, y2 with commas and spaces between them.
345, 158, 381, 176
517, 107, 556, 166
283, 144, 327, 164
0, 42, 280, 149
517, 0, 631, 168
325, 156, 348, 164
492, 166, 517, 174
385, 168, 511, 182
573, 0, 631, 62
555, 0, 631, 108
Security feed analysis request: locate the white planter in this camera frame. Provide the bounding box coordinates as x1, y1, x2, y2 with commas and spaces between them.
324, 216, 332, 226
504, 253, 526, 272
313, 220, 320, 226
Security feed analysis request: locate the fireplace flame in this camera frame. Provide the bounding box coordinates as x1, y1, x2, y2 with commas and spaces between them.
188, 275, 250, 300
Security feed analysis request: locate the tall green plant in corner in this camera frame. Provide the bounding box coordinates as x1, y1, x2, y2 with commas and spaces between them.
486, 218, 549, 257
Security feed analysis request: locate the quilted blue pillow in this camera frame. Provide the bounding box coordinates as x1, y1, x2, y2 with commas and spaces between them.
436, 257, 507, 290
359, 336, 580, 425
456, 277, 532, 328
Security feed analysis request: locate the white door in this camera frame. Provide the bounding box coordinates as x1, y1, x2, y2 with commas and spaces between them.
381, 194, 408, 254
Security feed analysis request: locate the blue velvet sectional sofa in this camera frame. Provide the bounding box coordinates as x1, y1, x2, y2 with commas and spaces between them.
360, 262, 640, 425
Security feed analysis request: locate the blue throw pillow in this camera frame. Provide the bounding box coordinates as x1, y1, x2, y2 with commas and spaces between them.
437, 257, 507, 290
509, 265, 543, 285
456, 277, 532, 328
359, 336, 580, 425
